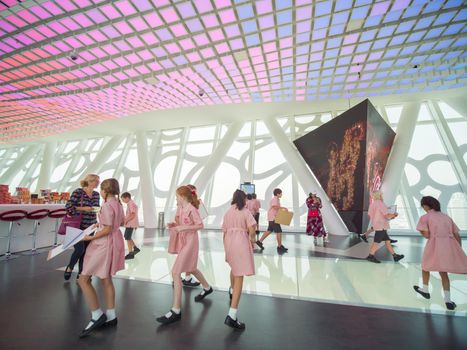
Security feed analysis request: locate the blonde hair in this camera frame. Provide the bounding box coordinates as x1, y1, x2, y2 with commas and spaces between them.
371, 191, 383, 200
80, 174, 99, 188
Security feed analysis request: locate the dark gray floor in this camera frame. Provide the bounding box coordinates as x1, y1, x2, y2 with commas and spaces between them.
0, 250, 466, 350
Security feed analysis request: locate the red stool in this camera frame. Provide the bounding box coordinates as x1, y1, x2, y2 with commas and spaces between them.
0, 210, 28, 261
48, 208, 68, 247
22, 209, 50, 255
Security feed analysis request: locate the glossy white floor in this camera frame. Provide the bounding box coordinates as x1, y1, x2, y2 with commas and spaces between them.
110, 230, 467, 317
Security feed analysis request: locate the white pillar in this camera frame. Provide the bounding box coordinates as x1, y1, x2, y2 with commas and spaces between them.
263, 117, 349, 236
193, 122, 244, 195
0, 145, 37, 184
79, 136, 125, 184
136, 131, 157, 228
444, 96, 467, 121
36, 141, 57, 191
381, 102, 420, 206
428, 100, 467, 193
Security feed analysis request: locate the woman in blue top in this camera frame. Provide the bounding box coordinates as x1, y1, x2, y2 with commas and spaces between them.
64, 174, 100, 281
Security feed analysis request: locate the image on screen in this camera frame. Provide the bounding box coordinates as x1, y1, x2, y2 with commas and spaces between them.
240, 183, 255, 194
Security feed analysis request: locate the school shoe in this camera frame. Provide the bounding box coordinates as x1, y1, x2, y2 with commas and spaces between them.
104, 318, 118, 327
182, 278, 201, 287
413, 286, 430, 299
64, 266, 72, 281
366, 255, 381, 263
280, 245, 288, 251
224, 315, 245, 330
133, 247, 141, 254
393, 254, 404, 262
445, 301, 457, 310
390, 239, 398, 244
256, 240, 264, 250
194, 287, 213, 302
156, 311, 181, 325
125, 252, 135, 260
79, 314, 107, 338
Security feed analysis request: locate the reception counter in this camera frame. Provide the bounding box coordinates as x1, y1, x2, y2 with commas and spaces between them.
0, 204, 66, 256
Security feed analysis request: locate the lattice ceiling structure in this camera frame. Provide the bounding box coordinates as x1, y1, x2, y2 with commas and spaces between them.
0, 0, 466, 143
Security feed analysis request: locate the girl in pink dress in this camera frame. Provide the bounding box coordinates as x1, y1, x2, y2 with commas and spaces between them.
366, 191, 404, 263
222, 190, 257, 330
413, 196, 467, 310
78, 178, 125, 338
157, 185, 212, 325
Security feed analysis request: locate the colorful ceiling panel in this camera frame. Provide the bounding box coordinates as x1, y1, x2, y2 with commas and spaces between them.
0, 0, 466, 142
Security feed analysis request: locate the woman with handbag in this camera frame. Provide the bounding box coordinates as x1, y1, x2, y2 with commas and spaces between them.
306, 192, 326, 245
413, 196, 467, 310
63, 174, 100, 281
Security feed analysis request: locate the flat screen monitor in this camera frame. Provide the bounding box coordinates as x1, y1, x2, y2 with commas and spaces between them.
240, 183, 255, 194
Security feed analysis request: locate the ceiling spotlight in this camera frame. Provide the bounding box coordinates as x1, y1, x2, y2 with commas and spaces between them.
70, 50, 79, 61
198, 89, 205, 97
413, 64, 419, 69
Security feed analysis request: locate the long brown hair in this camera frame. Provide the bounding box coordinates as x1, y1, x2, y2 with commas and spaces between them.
232, 190, 246, 210
177, 185, 200, 209
101, 178, 120, 202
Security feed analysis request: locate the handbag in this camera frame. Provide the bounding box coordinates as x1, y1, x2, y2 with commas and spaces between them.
58, 192, 84, 235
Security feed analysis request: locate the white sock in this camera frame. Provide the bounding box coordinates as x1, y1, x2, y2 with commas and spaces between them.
171, 308, 180, 314
184, 276, 192, 281
106, 308, 116, 321
228, 308, 237, 320
421, 284, 429, 293
200, 286, 211, 295
443, 290, 451, 302
86, 309, 103, 329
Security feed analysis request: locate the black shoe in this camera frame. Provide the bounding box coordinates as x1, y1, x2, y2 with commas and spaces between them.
256, 240, 264, 250
104, 318, 118, 327
360, 235, 368, 243
156, 311, 181, 325
413, 286, 430, 299
194, 287, 213, 302
64, 266, 72, 281
224, 315, 245, 330
133, 247, 141, 254
393, 254, 404, 262
280, 245, 288, 251
182, 278, 201, 287
390, 239, 398, 244
79, 314, 107, 338
125, 252, 135, 260
445, 301, 457, 310
366, 255, 381, 263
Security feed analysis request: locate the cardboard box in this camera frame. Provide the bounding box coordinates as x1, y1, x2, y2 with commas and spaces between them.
275, 209, 293, 225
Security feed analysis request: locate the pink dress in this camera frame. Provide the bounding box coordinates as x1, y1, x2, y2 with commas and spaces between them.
82, 197, 125, 279
124, 199, 138, 228
417, 210, 467, 274
170, 203, 203, 274
245, 199, 256, 216
222, 205, 257, 276
368, 199, 390, 230
267, 196, 280, 221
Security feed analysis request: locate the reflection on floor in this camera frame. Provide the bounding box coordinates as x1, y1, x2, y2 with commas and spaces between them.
112, 229, 467, 317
